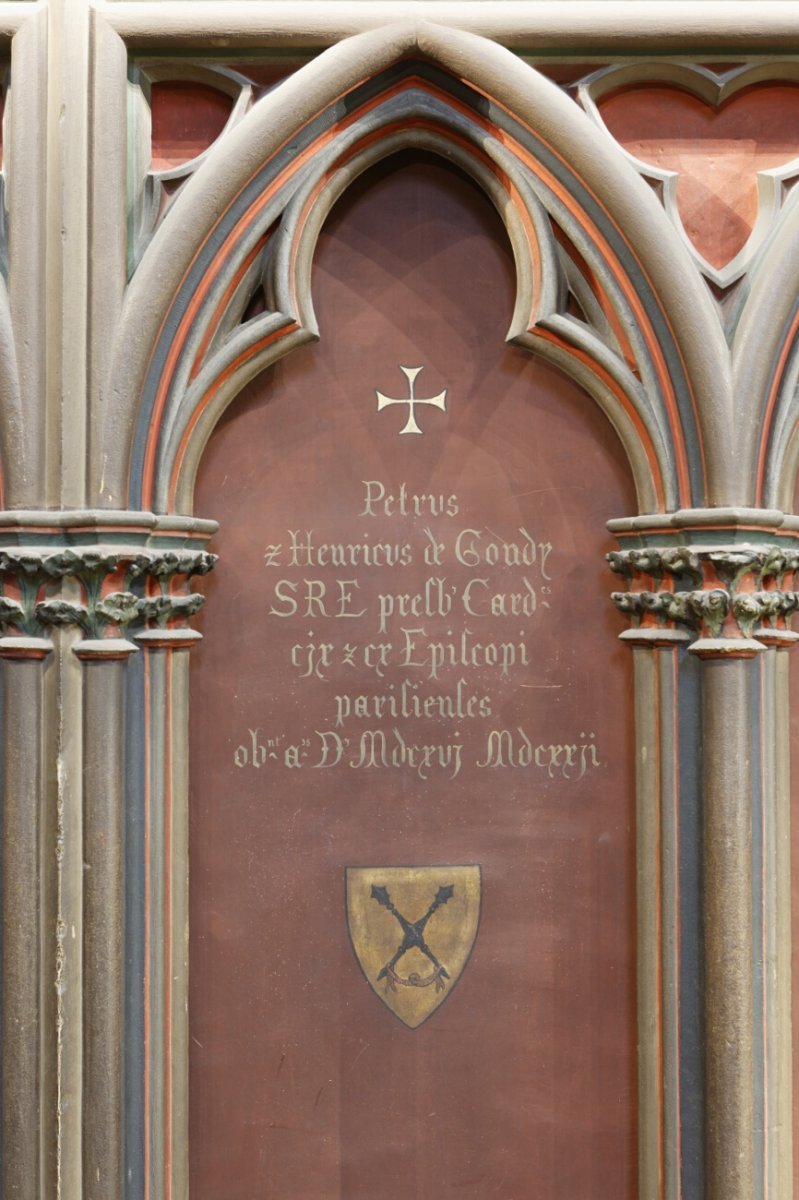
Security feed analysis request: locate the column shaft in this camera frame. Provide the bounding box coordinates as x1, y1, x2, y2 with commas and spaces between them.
82, 658, 126, 1200
3, 659, 46, 1199
702, 658, 755, 1200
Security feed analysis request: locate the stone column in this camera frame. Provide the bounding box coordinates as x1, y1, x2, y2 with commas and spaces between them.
0, 632, 55, 1200
76, 638, 137, 1200
133, 557, 211, 1200
0, 525, 215, 1200
609, 517, 799, 1200
133, 628, 199, 1200
610, 547, 694, 1200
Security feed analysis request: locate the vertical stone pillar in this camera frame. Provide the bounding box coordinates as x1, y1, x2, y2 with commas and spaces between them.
129, 541, 214, 1200
699, 655, 756, 1200
611, 548, 692, 1200
76, 639, 137, 1200
629, 638, 688, 1200
135, 627, 201, 1200
0, 635, 54, 1200
0, 526, 214, 1200
771, 642, 794, 1200
746, 620, 795, 1200
76, 542, 212, 1200
609, 522, 799, 1200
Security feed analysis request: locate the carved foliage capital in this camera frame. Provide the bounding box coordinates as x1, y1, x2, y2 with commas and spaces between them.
608, 543, 799, 657
0, 546, 217, 658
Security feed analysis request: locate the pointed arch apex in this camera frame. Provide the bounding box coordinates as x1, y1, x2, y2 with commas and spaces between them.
107, 18, 729, 516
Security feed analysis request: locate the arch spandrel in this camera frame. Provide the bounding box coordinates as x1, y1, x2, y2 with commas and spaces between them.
107, 19, 733, 521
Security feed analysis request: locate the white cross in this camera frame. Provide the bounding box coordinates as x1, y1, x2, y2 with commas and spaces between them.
375, 366, 448, 435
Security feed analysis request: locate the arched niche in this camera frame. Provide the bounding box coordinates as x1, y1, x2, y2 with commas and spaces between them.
188, 149, 638, 1200
108, 23, 735, 519
116, 28, 748, 1200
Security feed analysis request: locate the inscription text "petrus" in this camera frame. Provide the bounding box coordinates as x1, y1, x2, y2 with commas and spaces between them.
360, 480, 459, 518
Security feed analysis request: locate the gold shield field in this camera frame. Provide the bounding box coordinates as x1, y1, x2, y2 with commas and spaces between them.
346, 865, 482, 1028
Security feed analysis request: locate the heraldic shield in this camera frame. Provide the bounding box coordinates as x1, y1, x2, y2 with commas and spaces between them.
346, 866, 482, 1028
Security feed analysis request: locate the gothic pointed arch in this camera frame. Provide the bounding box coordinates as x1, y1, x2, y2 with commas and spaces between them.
734, 189, 799, 510
0, 273, 18, 508
107, 19, 732, 517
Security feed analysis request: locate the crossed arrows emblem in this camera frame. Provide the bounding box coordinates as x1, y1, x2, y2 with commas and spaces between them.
371, 882, 454, 993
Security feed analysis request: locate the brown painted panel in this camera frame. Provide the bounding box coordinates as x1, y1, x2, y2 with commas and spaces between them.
190, 154, 637, 1200
600, 84, 799, 268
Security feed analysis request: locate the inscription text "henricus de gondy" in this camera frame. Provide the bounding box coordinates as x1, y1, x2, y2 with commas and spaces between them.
234, 479, 602, 783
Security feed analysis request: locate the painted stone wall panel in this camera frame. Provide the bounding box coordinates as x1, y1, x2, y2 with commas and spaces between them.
2, 9, 799, 1200
189, 156, 637, 1199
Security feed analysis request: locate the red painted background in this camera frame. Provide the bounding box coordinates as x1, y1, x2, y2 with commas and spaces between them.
600, 82, 799, 269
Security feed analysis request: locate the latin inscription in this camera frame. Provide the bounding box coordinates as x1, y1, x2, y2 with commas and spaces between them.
233, 479, 599, 782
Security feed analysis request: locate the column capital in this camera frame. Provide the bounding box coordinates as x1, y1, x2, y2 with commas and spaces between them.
607, 517, 799, 658
0, 513, 217, 656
